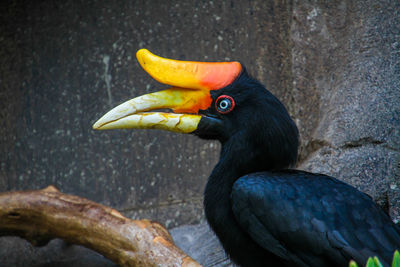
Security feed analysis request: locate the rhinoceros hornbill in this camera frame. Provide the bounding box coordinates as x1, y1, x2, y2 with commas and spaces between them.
93, 49, 400, 267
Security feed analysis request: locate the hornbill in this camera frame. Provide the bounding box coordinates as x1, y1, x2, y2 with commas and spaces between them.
93, 49, 400, 267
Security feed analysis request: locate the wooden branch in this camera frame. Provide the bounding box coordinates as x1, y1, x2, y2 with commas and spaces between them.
0, 186, 201, 267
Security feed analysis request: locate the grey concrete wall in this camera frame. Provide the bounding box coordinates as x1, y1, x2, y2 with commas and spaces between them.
0, 0, 399, 266
1, 0, 292, 228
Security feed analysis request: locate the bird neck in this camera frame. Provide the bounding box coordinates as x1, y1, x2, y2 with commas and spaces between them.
203, 152, 241, 242
204, 135, 259, 229
205, 152, 240, 207
203, 137, 270, 261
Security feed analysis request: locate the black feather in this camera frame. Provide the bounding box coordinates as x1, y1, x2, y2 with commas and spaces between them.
231, 171, 399, 266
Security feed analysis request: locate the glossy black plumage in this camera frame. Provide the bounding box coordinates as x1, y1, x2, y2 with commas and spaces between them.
193, 69, 400, 267
232, 171, 400, 266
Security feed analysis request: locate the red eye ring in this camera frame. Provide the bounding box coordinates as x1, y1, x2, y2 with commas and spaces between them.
215, 95, 235, 114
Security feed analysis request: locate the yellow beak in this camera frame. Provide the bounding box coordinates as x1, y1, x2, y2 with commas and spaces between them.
92, 49, 241, 134
92, 88, 206, 133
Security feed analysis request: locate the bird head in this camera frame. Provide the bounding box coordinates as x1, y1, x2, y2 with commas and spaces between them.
93, 49, 299, 169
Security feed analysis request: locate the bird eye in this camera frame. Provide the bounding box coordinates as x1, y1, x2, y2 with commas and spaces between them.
215, 95, 235, 114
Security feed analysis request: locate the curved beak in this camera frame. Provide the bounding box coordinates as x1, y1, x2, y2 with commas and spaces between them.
92, 49, 241, 134
92, 88, 208, 133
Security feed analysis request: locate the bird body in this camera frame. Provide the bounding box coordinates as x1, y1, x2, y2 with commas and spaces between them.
94, 49, 400, 267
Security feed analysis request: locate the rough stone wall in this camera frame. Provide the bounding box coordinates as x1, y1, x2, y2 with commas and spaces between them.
291, 0, 400, 222
0, 0, 399, 266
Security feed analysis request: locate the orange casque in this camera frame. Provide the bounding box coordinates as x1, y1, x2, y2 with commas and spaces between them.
136, 49, 242, 113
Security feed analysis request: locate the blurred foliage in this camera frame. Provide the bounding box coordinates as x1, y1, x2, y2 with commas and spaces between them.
349, 251, 399, 267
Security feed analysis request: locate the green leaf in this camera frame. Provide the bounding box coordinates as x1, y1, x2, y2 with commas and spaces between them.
349, 260, 359, 267
366, 257, 375, 267
349, 251, 400, 267
393, 250, 400, 267
373, 256, 383, 267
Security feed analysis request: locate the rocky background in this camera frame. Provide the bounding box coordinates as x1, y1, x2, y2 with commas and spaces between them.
0, 0, 399, 266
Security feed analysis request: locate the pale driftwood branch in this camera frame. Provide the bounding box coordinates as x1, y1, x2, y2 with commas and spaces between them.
0, 186, 201, 267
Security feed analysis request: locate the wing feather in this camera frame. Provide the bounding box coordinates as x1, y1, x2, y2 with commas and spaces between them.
231, 170, 400, 266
